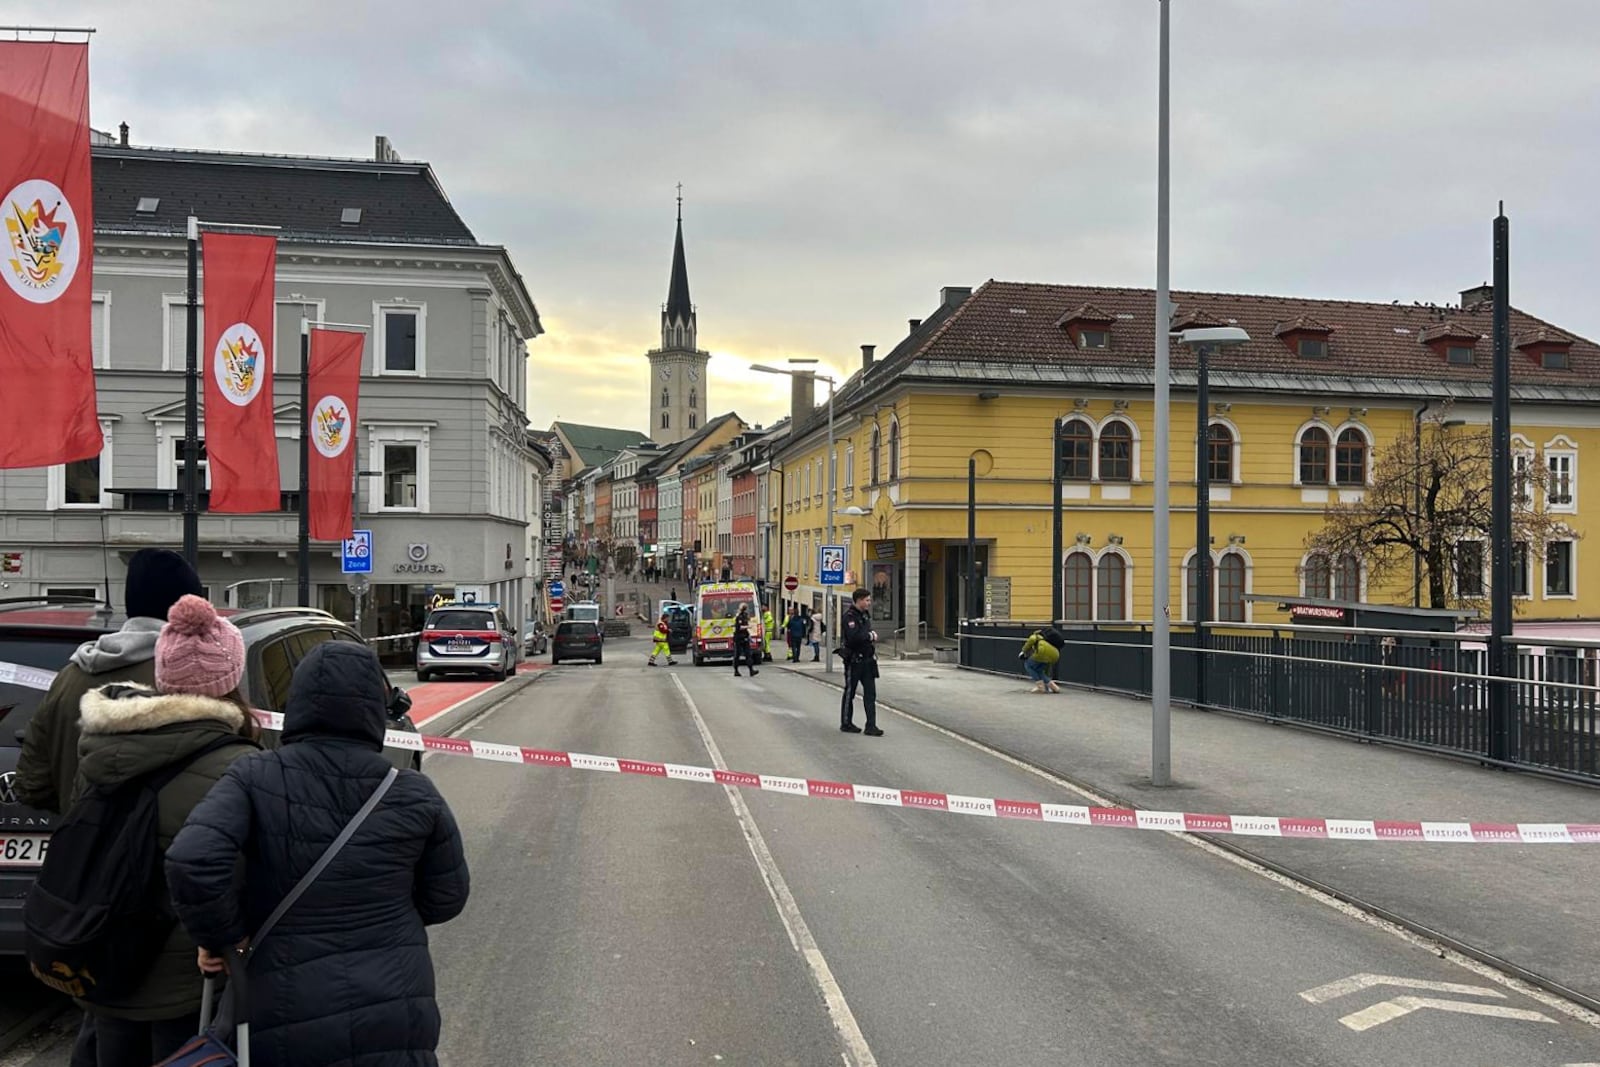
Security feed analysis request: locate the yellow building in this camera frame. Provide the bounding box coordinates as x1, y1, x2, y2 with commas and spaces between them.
769, 282, 1596, 650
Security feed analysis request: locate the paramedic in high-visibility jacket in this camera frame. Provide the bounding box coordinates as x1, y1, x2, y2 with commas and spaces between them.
649, 613, 676, 667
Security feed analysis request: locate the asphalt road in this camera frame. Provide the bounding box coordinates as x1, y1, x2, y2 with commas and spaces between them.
8, 636, 1599, 1065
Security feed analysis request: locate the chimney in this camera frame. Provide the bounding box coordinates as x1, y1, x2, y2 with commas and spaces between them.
1460, 283, 1493, 309
940, 286, 972, 309
908, 318, 922, 332
118, 122, 129, 147
374, 135, 400, 163
861, 344, 876, 372
790, 373, 815, 426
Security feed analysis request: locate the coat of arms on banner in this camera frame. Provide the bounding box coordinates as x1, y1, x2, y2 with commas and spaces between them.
312, 395, 351, 458
214, 323, 266, 406
3, 179, 80, 303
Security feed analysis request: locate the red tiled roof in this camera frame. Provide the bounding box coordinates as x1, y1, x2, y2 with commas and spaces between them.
896, 280, 1600, 388
1055, 302, 1116, 327
1170, 307, 1227, 330
1418, 320, 1481, 344
1273, 314, 1333, 337
1514, 325, 1573, 349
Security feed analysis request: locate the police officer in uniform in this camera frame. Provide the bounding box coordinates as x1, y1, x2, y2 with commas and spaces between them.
839, 588, 883, 736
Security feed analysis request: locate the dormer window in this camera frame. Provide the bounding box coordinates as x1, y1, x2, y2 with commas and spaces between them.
1056, 303, 1116, 350
1514, 326, 1574, 371
1274, 315, 1334, 359
1419, 320, 1482, 366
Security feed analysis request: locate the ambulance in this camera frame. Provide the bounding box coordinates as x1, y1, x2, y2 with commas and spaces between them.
692, 580, 763, 665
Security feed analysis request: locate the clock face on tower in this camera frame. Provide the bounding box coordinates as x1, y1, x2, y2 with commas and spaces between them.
688, 368, 700, 382
659, 367, 672, 381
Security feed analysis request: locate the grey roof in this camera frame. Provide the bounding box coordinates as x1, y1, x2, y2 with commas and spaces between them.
92, 145, 476, 245
638, 411, 744, 479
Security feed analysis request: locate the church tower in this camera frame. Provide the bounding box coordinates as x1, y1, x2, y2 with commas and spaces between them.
648, 190, 709, 445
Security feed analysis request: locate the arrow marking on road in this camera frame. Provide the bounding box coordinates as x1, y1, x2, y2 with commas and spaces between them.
1299, 973, 1505, 1005
1337, 995, 1554, 1032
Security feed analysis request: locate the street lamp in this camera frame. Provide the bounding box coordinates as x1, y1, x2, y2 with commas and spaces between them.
753, 360, 839, 674
1175, 326, 1250, 709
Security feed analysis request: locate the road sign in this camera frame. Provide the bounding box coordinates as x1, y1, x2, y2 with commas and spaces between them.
550, 580, 565, 599
819, 545, 845, 586
341, 530, 372, 574
345, 574, 370, 596
783, 575, 799, 592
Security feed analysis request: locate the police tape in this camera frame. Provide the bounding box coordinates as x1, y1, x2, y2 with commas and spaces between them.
244, 708, 1600, 845
368, 631, 422, 644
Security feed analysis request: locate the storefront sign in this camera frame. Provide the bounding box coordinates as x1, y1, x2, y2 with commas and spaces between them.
395, 541, 443, 574
0, 552, 21, 575
1290, 604, 1347, 624
873, 542, 899, 560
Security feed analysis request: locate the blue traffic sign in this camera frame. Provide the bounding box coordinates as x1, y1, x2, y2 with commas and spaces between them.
819, 544, 846, 586
550, 580, 565, 598
342, 530, 373, 574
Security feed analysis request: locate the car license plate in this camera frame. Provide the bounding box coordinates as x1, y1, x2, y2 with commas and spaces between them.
0, 835, 49, 868
446, 639, 474, 652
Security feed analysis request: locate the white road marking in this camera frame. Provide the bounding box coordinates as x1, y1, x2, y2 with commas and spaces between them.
671, 673, 879, 1067
778, 669, 1600, 1031
1299, 973, 1504, 1004
1337, 995, 1554, 1032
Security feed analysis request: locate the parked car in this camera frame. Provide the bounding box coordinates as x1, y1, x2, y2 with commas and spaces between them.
551, 620, 603, 665
665, 605, 694, 654
522, 620, 549, 656
416, 602, 520, 682
0, 598, 420, 956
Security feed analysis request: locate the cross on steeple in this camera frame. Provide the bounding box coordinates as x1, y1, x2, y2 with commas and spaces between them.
676, 182, 683, 223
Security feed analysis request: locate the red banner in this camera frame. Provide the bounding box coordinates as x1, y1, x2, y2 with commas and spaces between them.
0, 42, 100, 469
306, 328, 364, 541
202, 233, 279, 511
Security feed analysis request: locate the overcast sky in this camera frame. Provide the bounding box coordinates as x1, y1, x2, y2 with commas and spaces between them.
56, 0, 1600, 433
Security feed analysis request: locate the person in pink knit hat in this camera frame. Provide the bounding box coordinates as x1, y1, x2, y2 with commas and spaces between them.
59, 595, 260, 1066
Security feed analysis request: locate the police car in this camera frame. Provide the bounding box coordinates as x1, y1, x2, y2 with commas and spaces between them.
415, 601, 520, 682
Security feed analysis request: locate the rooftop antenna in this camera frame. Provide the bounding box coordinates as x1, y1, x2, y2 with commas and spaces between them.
676, 182, 683, 223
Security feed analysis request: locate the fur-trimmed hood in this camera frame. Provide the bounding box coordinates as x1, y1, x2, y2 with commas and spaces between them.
81, 683, 246, 736
76, 684, 254, 792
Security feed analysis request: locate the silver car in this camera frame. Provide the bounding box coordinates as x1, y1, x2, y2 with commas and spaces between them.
416, 605, 519, 682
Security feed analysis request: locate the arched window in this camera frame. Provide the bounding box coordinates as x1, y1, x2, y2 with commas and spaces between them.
1096, 553, 1127, 620
1058, 418, 1094, 481
888, 417, 901, 481
1303, 552, 1331, 598
661, 411, 670, 430
1099, 420, 1133, 481
1207, 423, 1234, 483
1185, 552, 1202, 622
1335, 428, 1367, 486
1217, 553, 1247, 622
815, 458, 824, 498
1334, 554, 1361, 601
1063, 551, 1093, 621
661, 388, 669, 409
688, 388, 697, 410
870, 424, 882, 485
689, 412, 697, 429
1299, 427, 1331, 485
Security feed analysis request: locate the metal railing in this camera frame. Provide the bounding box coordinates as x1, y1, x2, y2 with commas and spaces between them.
889, 620, 932, 658
957, 619, 1600, 783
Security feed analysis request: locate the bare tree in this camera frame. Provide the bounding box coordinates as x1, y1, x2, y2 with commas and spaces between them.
1306, 410, 1576, 610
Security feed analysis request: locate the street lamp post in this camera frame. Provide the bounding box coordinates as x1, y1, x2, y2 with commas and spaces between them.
1175, 326, 1250, 711
753, 361, 839, 674
1152, 0, 1174, 787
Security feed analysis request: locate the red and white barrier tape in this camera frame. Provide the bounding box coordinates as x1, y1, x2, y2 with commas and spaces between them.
245, 710, 1599, 845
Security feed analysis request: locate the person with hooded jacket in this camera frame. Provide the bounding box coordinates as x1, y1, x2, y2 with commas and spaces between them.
68, 594, 259, 1066
17, 548, 204, 817
165, 641, 469, 1067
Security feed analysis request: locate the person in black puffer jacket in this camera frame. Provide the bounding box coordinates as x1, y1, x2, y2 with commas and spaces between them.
165, 642, 469, 1067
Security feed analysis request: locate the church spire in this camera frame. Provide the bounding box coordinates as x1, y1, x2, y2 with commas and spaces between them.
665, 184, 693, 328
